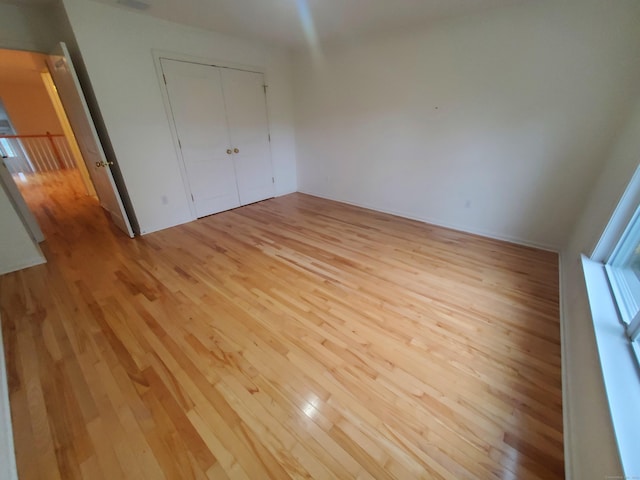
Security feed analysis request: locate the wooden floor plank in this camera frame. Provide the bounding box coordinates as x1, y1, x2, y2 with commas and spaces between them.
1, 170, 563, 479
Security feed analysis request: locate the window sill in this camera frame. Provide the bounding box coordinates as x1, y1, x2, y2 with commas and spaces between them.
581, 255, 640, 478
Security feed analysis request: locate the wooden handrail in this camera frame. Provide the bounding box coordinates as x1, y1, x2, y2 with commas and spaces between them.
0, 133, 65, 139
1, 132, 67, 170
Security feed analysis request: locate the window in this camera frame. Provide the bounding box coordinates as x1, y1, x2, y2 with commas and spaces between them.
581, 165, 640, 478
605, 205, 640, 357
0, 138, 16, 158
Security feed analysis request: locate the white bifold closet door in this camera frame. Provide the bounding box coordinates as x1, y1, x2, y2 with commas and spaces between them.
221, 68, 274, 206
161, 59, 274, 218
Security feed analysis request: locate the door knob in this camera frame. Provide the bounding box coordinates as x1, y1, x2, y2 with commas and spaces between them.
233, 148, 239, 154
226, 149, 232, 154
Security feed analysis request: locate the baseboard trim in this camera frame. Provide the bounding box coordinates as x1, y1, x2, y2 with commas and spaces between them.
275, 188, 297, 198
558, 251, 573, 480
0, 314, 18, 480
297, 190, 560, 252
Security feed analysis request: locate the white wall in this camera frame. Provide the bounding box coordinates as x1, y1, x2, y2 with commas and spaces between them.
0, 3, 59, 53
0, 81, 64, 135
560, 95, 640, 480
293, 0, 640, 250
0, 179, 45, 276
61, 0, 297, 235
0, 3, 48, 278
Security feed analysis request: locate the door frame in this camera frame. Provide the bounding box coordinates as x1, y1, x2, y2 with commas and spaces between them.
152, 50, 272, 221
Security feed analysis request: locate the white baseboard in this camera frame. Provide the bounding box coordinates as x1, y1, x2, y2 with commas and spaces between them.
0, 315, 18, 480
297, 189, 560, 252
276, 188, 297, 198
558, 251, 573, 480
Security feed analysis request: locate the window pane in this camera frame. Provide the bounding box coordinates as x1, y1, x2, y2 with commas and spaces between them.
607, 205, 640, 325
0, 138, 16, 157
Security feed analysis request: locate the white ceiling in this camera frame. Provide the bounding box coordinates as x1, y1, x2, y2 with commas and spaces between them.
90, 0, 527, 49
0, 0, 528, 48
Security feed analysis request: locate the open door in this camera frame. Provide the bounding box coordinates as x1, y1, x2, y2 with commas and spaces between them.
46, 42, 134, 238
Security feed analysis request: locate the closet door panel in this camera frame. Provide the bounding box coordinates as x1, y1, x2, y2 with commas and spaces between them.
221, 69, 274, 205
161, 59, 240, 217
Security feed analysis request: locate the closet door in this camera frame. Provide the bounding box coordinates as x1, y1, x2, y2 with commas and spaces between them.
161, 59, 240, 217
221, 69, 275, 205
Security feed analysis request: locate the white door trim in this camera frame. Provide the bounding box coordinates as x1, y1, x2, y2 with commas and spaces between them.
0, 313, 18, 480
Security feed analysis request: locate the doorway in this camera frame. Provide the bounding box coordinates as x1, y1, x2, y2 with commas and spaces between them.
0, 46, 134, 242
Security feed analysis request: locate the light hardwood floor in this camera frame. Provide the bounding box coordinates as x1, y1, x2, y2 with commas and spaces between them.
1, 170, 563, 479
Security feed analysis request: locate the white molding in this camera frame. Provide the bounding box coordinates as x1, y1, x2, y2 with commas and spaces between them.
592, 166, 640, 262
558, 251, 574, 480
297, 189, 560, 252
276, 188, 297, 198
0, 314, 18, 480
151, 49, 268, 76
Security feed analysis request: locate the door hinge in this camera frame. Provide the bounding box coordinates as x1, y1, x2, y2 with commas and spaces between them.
191, 193, 194, 202
263, 84, 267, 94
178, 138, 182, 149
163, 74, 167, 85
272, 177, 275, 183
268, 134, 271, 142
